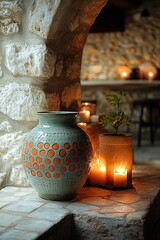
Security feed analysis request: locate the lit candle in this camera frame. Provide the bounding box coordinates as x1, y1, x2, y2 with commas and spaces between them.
79, 110, 90, 123
83, 102, 90, 106
121, 71, 128, 79
114, 168, 127, 187
148, 72, 154, 81
80, 102, 96, 115
89, 159, 106, 186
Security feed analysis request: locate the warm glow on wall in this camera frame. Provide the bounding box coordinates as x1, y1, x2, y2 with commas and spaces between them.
117, 65, 131, 80
139, 61, 158, 80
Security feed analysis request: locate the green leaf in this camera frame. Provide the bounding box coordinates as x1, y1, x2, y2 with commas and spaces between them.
101, 91, 133, 134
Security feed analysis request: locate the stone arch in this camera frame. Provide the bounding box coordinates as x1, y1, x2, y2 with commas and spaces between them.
38, 0, 109, 111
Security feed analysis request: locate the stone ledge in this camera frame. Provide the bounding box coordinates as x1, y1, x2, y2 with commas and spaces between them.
0, 187, 73, 240
0, 164, 160, 240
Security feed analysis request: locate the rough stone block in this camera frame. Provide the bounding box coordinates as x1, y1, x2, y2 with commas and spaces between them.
0, 0, 22, 35
0, 131, 30, 187
29, 0, 61, 39
5, 43, 56, 78
0, 83, 48, 121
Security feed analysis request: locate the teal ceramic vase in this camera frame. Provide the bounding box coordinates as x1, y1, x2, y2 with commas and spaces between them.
22, 111, 92, 200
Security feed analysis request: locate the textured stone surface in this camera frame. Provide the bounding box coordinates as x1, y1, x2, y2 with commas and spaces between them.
0, 131, 30, 187
0, 121, 12, 132
0, 83, 48, 121
0, 187, 72, 240
81, 6, 160, 80
5, 43, 56, 78
0, 0, 22, 35
0, 0, 108, 189
29, 0, 61, 39
72, 165, 160, 240
0, 165, 159, 240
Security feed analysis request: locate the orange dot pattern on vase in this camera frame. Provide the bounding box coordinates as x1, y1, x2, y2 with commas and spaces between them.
59, 149, 66, 157
52, 143, 59, 150
32, 148, 38, 156
37, 142, 43, 148
44, 143, 50, 149
29, 142, 33, 148
40, 164, 45, 170
36, 157, 42, 163
48, 165, 55, 172
45, 158, 51, 165
40, 150, 46, 156
23, 141, 91, 179
64, 143, 70, 149
47, 150, 55, 158
37, 171, 43, 177
54, 158, 61, 165
30, 156, 34, 162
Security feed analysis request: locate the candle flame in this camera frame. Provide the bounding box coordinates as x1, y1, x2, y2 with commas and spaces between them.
114, 168, 127, 175
84, 102, 90, 106
148, 72, 153, 77
82, 110, 90, 115
99, 166, 106, 172
122, 71, 127, 77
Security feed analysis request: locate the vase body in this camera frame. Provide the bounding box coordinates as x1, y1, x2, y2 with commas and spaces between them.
22, 111, 92, 200
98, 133, 133, 189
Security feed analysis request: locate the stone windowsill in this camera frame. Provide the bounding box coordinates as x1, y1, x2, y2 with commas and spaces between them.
0, 164, 160, 240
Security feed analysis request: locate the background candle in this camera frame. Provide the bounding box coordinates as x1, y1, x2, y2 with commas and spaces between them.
121, 71, 127, 79
79, 110, 90, 123
80, 102, 96, 115
148, 72, 154, 81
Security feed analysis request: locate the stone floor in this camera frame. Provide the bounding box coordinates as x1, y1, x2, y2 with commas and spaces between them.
0, 139, 160, 240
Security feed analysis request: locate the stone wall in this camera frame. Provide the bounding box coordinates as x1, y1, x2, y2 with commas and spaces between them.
0, 0, 108, 187
0, 0, 57, 187
81, 5, 160, 80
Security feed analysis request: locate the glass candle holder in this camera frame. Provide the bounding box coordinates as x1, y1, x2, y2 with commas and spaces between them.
80, 102, 96, 115
99, 133, 133, 189
78, 110, 90, 123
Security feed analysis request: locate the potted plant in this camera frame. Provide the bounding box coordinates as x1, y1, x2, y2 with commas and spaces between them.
99, 91, 133, 189
100, 91, 133, 134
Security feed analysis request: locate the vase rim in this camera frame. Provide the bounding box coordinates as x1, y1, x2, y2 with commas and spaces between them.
37, 111, 78, 115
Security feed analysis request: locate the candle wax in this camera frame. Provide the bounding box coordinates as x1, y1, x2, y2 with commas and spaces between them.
89, 166, 106, 186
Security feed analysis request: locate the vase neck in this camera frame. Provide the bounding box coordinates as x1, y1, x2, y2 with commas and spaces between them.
37, 111, 78, 126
